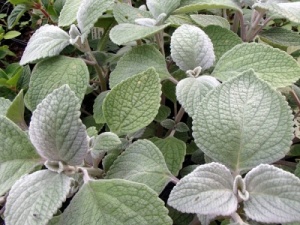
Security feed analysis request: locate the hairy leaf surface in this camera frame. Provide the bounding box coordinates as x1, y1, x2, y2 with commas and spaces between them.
146, 0, 180, 19
0, 98, 11, 115
6, 90, 27, 129
58, 0, 81, 27
190, 14, 230, 29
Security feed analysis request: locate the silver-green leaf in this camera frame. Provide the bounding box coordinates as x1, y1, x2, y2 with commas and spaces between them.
171, 24, 215, 71
190, 14, 230, 29
59, 179, 173, 225
244, 164, 300, 223
193, 70, 293, 172
58, 0, 81, 27
5, 170, 72, 225
0, 98, 11, 115
146, 0, 180, 19
29, 85, 89, 165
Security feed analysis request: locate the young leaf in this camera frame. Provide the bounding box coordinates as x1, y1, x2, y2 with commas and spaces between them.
103, 68, 161, 136
109, 23, 169, 45
3, 31, 21, 39
146, 0, 180, 19
93, 90, 109, 124
59, 179, 173, 225
170, 24, 215, 71
212, 43, 300, 88
150, 137, 186, 176
253, 2, 300, 24
92, 132, 121, 153
77, 0, 114, 41
176, 75, 220, 117
190, 14, 230, 29
5, 170, 72, 225
25, 56, 89, 111
106, 140, 172, 193
174, 0, 242, 14
193, 70, 293, 172
244, 164, 300, 223
58, 0, 81, 27
110, 45, 170, 88
203, 25, 242, 61
29, 85, 89, 166
20, 25, 70, 65
0, 116, 40, 196
0, 98, 11, 115
168, 162, 237, 216
7, 4, 27, 29
6, 90, 27, 129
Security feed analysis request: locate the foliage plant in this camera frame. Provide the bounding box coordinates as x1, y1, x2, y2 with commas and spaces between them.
1, 0, 300, 224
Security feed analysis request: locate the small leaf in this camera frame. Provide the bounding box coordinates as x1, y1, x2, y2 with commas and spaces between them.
60, 179, 172, 225
3, 31, 21, 39
168, 162, 237, 216
175, 122, 190, 132
8, 4, 27, 29
166, 14, 194, 27
146, 0, 180, 19
190, 14, 230, 29
5, 170, 72, 225
93, 90, 109, 124
106, 140, 172, 193
212, 43, 300, 88
25, 56, 89, 111
103, 68, 161, 136
0, 116, 40, 196
29, 85, 89, 166
150, 137, 186, 176
0, 98, 11, 115
109, 45, 170, 88
58, 0, 81, 27
161, 119, 175, 129
109, 23, 169, 45
92, 132, 121, 153
154, 105, 171, 122
6, 90, 27, 129
174, 0, 242, 14
244, 164, 300, 223
77, 0, 114, 41
171, 24, 215, 71
20, 25, 70, 65
193, 70, 293, 172
176, 75, 220, 117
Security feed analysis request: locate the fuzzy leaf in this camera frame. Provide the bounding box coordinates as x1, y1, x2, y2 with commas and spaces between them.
190, 14, 230, 29
106, 140, 172, 193
6, 90, 27, 129
171, 24, 215, 71
109, 23, 169, 45
176, 75, 220, 117
20, 25, 70, 65
253, 2, 300, 24
203, 25, 242, 61
0, 116, 40, 196
77, 0, 113, 41
212, 42, 300, 88
7, 4, 27, 29
244, 164, 300, 223
58, 0, 81, 27
29, 85, 89, 165
150, 137, 186, 176
193, 70, 293, 172
103, 68, 161, 136
175, 0, 242, 14
0, 98, 11, 115
5, 170, 72, 225
59, 179, 172, 225
109, 45, 169, 88
93, 90, 109, 124
25, 56, 89, 111
93, 132, 121, 153
168, 162, 237, 215
146, 0, 180, 19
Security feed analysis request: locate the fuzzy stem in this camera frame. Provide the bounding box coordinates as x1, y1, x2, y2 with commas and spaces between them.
170, 175, 180, 184
86, 52, 107, 91
231, 212, 244, 224
231, 13, 240, 34
246, 10, 266, 41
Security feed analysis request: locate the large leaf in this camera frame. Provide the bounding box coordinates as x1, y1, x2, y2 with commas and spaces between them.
203, 25, 242, 61
193, 70, 293, 172
20, 25, 70, 65
5, 170, 71, 225
77, 0, 114, 41
59, 179, 172, 225
146, 0, 180, 19
212, 43, 300, 88
25, 56, 89, 111
244, 164, 300, 223
168, 162, 237, 216
0, 98, 11, 115
150, 137, 186, 176
0, 116, 40, 196
176, 75, 220, 117
29, 85, 89, 166
253, 2, 300, 24
58, 0, 81, 27
109, 45, 169, 88
109, 23, 169, 45
170, 24, 215, 71
6, 90, 27, 129
106, 140, 172, 193
190, 14, 230, 29
174, 0, 242, 14
103, 68, 161, 136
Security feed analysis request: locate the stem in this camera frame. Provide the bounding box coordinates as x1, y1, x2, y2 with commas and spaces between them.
188, 215, 201, 225
236, 11, 246, 41
170, 175, 180, 184
168, 76, 179, 85
86, 52, 107, 91
92, 152, 106, 168
248, 17, 272, 41
274, 160, 297, 169
155, 31, 165, 56
231, 13, 240, 34
78, 167, 91, 183
245, 10, 266, 41
165, 107, 186, 137
291, 90, 300, 112
231, 212, 245, 224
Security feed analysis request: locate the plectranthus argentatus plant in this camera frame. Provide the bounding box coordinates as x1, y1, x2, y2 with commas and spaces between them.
1, 0, 300, 224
